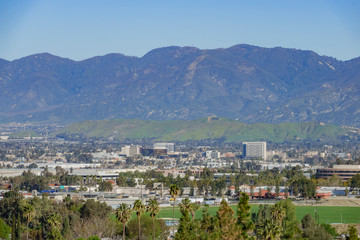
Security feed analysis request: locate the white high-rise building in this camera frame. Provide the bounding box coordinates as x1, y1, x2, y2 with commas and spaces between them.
154, 142, 175, 153
243, 142, 267, 160
121, 145, 141, 157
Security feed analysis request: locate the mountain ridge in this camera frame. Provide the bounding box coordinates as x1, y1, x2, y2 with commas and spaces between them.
0, 44, 360, 125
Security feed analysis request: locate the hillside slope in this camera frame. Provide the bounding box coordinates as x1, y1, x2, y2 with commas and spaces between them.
55, 118, 348, 143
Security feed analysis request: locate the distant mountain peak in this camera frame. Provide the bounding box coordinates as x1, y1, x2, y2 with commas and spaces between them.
142, 46, 201, 60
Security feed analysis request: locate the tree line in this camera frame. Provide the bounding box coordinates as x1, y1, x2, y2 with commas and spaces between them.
0, 188, 358, 239
3, 166, 360, 200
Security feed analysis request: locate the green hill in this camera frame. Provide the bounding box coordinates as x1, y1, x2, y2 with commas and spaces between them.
10, 130, 42, 139
55, 118, 348, 143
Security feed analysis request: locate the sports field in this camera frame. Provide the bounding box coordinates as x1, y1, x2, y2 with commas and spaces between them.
157, 205, 360, 224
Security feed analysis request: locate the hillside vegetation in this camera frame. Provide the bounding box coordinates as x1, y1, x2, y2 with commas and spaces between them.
56, 118, 347, 143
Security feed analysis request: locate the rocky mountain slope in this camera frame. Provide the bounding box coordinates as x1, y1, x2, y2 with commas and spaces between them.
0, 44, 359, 125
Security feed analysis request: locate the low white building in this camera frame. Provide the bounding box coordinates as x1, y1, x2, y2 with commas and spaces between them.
206, 150, 220, 159
154, 142, 175, 153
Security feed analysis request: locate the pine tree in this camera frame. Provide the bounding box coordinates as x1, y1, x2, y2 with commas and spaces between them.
216, 199, 238, 240
198, 205, 216, 238
237, 192, 254, 239
175, 199, 194, 240
255, 204, 271, 224
278, 199, 301, 239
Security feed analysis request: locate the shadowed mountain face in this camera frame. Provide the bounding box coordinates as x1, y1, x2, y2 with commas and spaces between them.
0, 44, 359, 125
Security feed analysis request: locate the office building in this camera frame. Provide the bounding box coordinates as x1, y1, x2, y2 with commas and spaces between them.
243, 142, 267, 160
316, 165, 360, 181
121, 145, 141, 157
154, 142, 175, 153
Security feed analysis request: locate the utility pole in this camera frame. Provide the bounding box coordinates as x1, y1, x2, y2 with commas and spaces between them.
161, 183, 164, 197
341, 213, 342, 224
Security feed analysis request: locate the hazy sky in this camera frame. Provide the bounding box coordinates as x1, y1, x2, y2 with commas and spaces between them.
1, 0, 359, 61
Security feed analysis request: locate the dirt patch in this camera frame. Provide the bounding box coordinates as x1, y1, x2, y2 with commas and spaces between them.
332, 223, 360, 235
293, 198, 360, 207
315, 198, 360, 207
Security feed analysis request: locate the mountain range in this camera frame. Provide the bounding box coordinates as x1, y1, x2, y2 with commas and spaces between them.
1, 44, 360, 125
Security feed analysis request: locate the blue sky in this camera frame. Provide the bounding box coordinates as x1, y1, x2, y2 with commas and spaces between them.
0, 0, 359, 61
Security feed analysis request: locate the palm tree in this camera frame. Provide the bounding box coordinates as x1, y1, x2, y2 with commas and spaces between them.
270, 204, 285, 226
179, 198, 191, 215
133, 200, 146, 240
189, 202, 199, 222
46, 212, 62, 239
116, 203, 133, 240
256, 204, 285, 240
170, 184, 180, 235
23, 204, 35, 240
147, 198, 160, 240
256, 219, 277, 240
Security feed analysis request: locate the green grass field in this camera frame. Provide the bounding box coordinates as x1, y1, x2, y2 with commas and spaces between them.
156, 205, 360, 224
